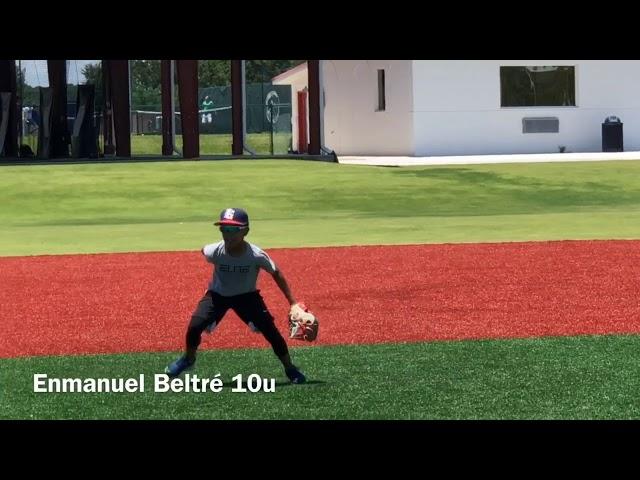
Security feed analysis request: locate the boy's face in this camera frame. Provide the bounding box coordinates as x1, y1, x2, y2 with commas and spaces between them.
219, 226, 248, 248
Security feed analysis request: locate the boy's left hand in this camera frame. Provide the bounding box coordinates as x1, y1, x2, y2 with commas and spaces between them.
288, 303, 319, 342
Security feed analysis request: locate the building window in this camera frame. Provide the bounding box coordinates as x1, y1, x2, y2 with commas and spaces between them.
377, 69, 386, 111
500, 66, 575, 107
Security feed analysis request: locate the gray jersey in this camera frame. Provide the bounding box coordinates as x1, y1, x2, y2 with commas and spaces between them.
202, 241, 277, 297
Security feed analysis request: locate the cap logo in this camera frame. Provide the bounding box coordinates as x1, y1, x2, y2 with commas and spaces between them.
223, 208, 236, 220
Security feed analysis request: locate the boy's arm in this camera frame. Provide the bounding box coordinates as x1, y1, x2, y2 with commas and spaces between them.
201, 245, 216, 264
270, 268, 297, 306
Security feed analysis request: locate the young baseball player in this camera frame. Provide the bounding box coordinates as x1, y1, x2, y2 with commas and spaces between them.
165, 207, 307, 384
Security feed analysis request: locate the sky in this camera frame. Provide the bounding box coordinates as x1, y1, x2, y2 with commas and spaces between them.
18, 60, 100, 87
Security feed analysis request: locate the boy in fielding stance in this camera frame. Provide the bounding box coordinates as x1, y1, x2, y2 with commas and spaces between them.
165, 207, 306, 384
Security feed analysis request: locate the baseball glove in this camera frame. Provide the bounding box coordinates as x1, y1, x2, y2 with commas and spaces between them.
288, 302, 319, 342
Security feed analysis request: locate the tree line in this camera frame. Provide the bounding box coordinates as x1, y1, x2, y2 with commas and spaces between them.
18, 60, 304, 111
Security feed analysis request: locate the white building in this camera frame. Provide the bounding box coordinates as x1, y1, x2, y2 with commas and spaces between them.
320, 60, 640, 157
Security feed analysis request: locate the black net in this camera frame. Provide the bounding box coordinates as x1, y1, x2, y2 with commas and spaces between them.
129, 60, 162, 155
244, 60, 301, 155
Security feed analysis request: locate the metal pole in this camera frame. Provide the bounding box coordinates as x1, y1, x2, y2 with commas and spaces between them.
18, 60, 23, 148
171, 60, 180, 156
269, 103, 274, 155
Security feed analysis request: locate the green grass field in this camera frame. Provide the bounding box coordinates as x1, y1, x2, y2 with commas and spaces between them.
2, 158, 640, 419
1, 159, 640, 255
132, 133, 292, 156
23, 133, 293, 157
3, 336, 640, 420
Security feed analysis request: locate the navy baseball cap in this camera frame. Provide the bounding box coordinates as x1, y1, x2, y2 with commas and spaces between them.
214, 208, 249, 227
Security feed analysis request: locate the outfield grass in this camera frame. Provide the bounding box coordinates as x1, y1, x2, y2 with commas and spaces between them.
3, 335, 640, 420
1, 159, 640, 255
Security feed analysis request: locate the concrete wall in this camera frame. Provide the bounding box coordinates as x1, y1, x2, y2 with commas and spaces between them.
322, 60, 414, 155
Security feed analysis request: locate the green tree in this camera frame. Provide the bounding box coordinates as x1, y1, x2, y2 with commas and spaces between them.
73, 60, 306, 110
131, 60, 161, 91
79, 62, 104, 110
198, 60, 230, 87
81, 63, 102, 86
197, 60, 306, 87
16, 66, 40, 107
245, 60, 305, 83
130, 60, 161, 110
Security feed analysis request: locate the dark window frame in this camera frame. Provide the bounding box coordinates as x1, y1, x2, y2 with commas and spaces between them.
376, 69, 386, 111
500, 66, 576, 107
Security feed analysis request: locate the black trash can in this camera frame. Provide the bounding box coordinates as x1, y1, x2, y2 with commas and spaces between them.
602, 116, 623, 152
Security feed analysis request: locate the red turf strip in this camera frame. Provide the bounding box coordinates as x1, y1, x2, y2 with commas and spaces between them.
1, 240, 639, 358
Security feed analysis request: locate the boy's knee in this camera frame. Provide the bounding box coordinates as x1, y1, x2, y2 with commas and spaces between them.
188, 315, 210, 332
